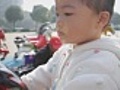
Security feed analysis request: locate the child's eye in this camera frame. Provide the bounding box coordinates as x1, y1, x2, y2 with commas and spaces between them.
64, 13, 73, 16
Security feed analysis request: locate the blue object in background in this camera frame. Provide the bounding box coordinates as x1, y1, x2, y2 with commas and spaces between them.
24, 54, 35, 65
1, 56, 24, 69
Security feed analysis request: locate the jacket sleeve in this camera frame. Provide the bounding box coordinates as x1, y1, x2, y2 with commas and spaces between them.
63, 50, 120, 90
21, 63, 55, 90
21, 44, 67, 90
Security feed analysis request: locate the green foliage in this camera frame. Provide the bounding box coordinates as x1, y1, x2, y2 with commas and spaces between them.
0, 18, 12, 31
5, 5, 24, 29
12, 28, 30, 32
111, 12, 120, 25
30, 5, 49, 23
0, 18, 6, 26
48, 5, 56, 23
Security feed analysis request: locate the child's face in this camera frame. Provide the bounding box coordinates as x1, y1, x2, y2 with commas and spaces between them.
56, 0, 104, 44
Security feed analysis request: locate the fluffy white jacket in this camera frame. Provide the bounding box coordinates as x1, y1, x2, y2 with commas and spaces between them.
21, 36, 120, 90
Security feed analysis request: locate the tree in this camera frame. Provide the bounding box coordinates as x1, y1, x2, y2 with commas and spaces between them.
48, 5, 56, 23
111, 12, 120, 25
5, 5, 24, 30
0, 18, 11, 29
0, 18, 6, 27
0, 0, 23, 18
30, 5, 49, 30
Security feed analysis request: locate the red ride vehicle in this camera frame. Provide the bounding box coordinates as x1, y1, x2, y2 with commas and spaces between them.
0, 28, 9, 60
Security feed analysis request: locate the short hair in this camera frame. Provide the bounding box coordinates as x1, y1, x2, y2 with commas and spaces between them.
79, 0, 115, 16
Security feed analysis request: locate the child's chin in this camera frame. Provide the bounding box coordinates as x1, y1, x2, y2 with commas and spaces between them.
61, 40, 68, 44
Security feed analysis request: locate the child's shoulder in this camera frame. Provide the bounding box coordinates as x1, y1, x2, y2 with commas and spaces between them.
56, 44, 74, 53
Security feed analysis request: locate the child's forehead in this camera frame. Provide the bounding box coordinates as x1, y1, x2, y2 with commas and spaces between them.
55, 0, 82, 7
56, 0, 77, 3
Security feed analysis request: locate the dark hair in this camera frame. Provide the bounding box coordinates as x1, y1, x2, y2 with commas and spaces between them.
79, 0, 115, 16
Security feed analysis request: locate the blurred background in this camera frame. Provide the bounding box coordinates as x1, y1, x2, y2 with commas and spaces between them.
0, 0, 120, 32
0, 0, 56, 32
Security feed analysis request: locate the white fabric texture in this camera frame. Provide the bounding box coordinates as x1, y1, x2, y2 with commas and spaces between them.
63, 74, 118, 90
21, 36, 120, 90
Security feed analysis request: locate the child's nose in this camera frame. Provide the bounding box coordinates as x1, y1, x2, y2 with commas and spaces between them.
56, 18, 64, 30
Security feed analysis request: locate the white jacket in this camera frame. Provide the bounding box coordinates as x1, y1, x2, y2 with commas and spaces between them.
21, 36, 120, 90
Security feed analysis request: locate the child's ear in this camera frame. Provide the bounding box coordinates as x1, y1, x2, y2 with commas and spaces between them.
97, 11, 110, 28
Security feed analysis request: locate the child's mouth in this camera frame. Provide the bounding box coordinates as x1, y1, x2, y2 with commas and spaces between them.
57, 31, 65, 37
